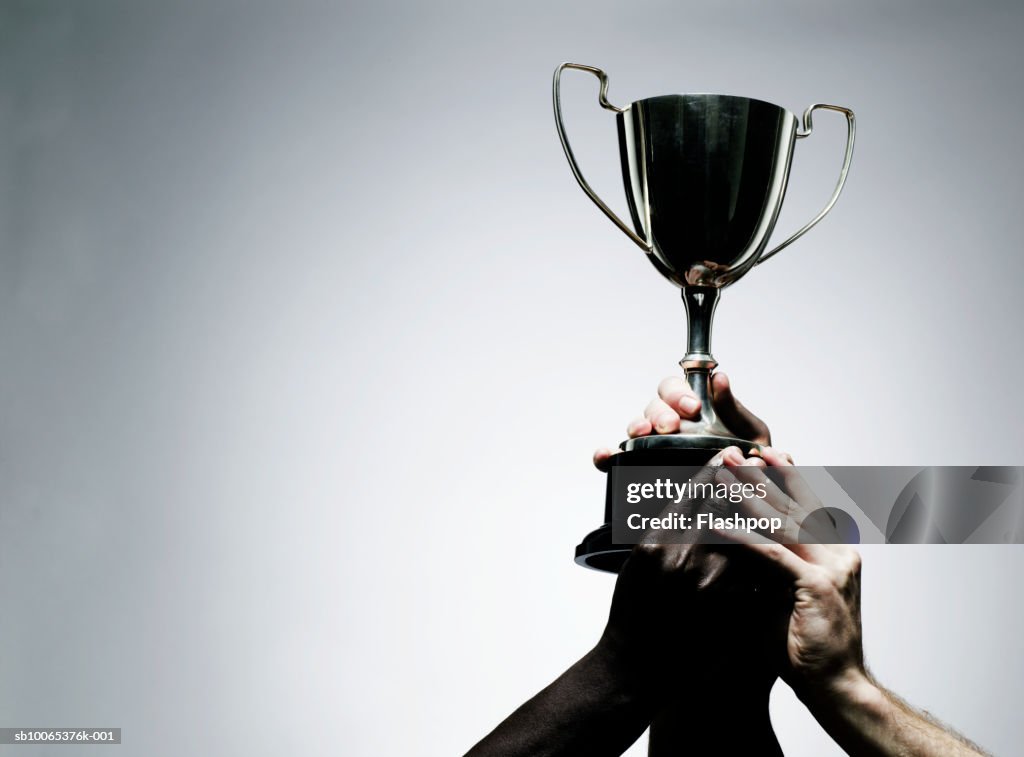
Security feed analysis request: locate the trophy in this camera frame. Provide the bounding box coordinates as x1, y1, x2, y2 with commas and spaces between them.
553, 63, 856, 571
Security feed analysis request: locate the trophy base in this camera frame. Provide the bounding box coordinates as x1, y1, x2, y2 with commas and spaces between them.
575, 436, 760, 573
622, 432, 759, 453
575, 524, 631, 573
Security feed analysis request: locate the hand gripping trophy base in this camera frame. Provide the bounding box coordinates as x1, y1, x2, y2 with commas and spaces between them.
575, 286, 759, 573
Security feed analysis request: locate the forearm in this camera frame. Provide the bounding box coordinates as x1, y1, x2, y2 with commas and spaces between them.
797, 669, 989, 757
464, 642, 654, 757
648, 680, 782, 757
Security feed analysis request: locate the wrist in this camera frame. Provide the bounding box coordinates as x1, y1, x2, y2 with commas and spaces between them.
588, 637, 654, 703
793, 665, 881, 719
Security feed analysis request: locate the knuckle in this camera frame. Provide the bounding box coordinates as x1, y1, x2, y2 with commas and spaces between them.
807, 571, 833, 594
845, 548, 862, 576
634, 542, 664, 561
657, 376, 684, 398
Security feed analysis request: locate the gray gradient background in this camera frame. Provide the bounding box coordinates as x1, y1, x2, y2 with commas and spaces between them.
1, 1, 1022, 755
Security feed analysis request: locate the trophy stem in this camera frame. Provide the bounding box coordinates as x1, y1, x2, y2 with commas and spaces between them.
616, 285, 752, 454
680, 286, 721, 430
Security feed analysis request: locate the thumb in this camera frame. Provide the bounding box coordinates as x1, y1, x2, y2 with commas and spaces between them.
711, 372, 771, 445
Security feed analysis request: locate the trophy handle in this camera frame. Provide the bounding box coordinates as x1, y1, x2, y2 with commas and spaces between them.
552, 63, 654, 254
757, 103, 856, 265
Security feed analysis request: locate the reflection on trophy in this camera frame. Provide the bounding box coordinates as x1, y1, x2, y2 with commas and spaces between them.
553, 63, 856, 571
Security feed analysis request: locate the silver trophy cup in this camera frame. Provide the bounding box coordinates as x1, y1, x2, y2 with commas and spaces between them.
553, 63, 856, 572
554, 62, 856, 454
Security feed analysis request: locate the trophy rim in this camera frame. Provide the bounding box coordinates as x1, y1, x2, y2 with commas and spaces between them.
621, 92, 798, 122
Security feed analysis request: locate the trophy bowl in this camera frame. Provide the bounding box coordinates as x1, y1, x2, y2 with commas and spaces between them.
617, 92, 798, 289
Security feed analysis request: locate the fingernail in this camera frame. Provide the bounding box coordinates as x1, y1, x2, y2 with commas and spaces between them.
656, 413, 676, 431
715, 467, 738, 485
724, 448, 745, 465
679, 396, 700, 414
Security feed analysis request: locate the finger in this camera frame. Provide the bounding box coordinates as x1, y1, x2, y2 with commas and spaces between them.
714, 466, 836, 553
593, 447, 619, 472
644, 397, 681, 434
725, 458, 840, 558
723, 459, 798, 517
646, 466, 721, 529
626, 417, 653, 439
706, 449, 728, 466
762, 447, 795, 466
708, 527, 814, 580
720, 445, 748, 467
761, 447, 819, 513
688, 547, 735, 592
657, 375, 701, 419
710, 372, 771, 445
